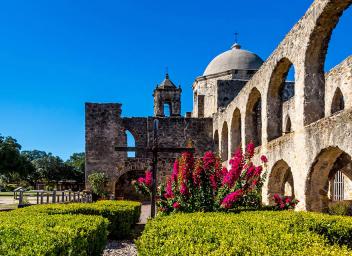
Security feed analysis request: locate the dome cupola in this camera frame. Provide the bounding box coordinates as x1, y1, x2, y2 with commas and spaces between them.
203, 43, 263, 76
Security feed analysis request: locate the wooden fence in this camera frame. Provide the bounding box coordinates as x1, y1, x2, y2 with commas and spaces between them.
15, 190, 92, 207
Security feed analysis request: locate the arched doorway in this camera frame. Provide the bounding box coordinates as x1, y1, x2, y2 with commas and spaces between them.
268, 160, 294, 205
115, 170, 150, 201
305, 147, 352, 212
245, 88, 262, 147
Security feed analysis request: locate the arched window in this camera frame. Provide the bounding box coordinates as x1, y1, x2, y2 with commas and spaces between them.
267, 58, 295, 141
331, 87, 345, 114
333, 170, 344, 201
163, 102, 171, 116
284, 116, 292, 134
245, 88, 262, 147
221, 122, 229, 161
230, 108, 241, 154
126, 130, 136, 158
213, 130, 219, 155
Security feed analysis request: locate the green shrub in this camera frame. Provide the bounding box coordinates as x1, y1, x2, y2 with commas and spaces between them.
137, 211, 352, 255
328, 201, 352, 216
0, 211, 108, 256
18, 200, 141, 239
88, 172, 108, 197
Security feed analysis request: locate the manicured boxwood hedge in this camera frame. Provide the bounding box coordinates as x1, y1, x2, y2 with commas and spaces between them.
0, 211, 108, 256
18, 200, 141, 239
137, 211, 352, 255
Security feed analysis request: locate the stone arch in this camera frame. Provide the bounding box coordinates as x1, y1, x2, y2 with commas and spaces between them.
214, 130, 219, 155
284, 115, 292, 134
115, 170, 150, 201
230, 108, 241, 154
304, 1, 351, 125
268, 160, 294, 205
331, 87, 345, 114
305, 147, 352, 212
221, 122, 229, 161
267, 58, 295, 141
245, 88, 262, 147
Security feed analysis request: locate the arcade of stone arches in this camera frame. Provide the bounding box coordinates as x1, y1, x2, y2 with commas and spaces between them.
212, 0, 352, 212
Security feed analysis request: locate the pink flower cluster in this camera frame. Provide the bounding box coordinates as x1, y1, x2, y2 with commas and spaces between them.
221, 189, 243, 209
136, 170, 152, 188
133, 170, 153, 196
273, 194, 299, 210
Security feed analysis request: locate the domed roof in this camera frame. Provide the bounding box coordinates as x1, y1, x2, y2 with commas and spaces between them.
203, 43, 264, 76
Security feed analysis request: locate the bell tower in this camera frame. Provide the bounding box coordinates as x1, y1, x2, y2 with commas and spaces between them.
153, 73, 181, 117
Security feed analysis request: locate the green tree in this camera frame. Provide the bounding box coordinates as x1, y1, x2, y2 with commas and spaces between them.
66, 153, 85, 183
29, 154, 71, 182
0, 136, 34, 181
22, 150, 47, 161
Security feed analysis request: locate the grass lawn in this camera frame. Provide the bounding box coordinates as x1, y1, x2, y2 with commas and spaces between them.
0, 194, 18, 210
0, 192, 14, 196
0, 203, 17, 210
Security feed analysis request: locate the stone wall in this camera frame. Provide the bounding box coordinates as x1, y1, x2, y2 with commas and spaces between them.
211, 0, 352, 212
86, 106, 213, 196
85, 103, 127, 193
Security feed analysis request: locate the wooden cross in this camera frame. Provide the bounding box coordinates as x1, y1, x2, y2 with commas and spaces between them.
115, 119, 194, 218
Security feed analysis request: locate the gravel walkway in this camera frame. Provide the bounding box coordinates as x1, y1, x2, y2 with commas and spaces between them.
102, 240, 137, 256
102, 203, 151, 255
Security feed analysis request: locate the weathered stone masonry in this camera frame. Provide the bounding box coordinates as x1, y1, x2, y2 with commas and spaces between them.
86, 0, 352, 210
85, 101, 213, 198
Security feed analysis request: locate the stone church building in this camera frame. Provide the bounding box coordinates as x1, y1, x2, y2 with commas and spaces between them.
86, 0, 352, 212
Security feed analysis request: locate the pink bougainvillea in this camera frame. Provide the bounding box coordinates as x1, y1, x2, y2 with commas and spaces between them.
260, 155, 268, 163
172, 202, 181, 209
133, 170, 153, 196
273, 193, 299, 210
134, 142, 268, 214
144, 170, 152, 187
221, 189, 243, 209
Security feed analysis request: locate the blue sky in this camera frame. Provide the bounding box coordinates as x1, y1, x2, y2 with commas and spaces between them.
0, 1, 350, 160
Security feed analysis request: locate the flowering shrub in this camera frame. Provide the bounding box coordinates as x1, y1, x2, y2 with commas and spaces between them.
133, 170, 152, 196
134, 143, 268, 214
273, 194, 299, 210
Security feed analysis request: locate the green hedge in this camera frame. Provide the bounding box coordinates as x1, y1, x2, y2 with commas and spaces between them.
137, 211, 352, 255
0, 211, 108, 256
18, 200, 141, 239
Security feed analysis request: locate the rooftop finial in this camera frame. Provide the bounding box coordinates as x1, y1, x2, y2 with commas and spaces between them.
231, 32, 241, 49
165, 66, 169, 79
